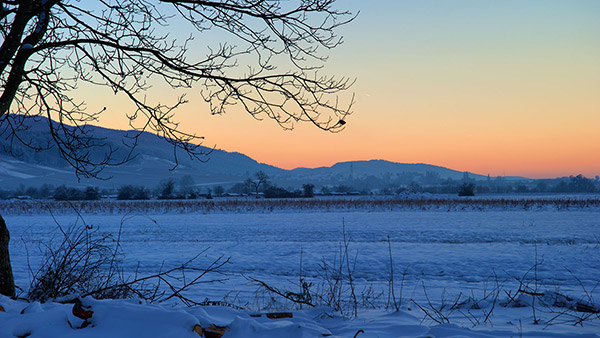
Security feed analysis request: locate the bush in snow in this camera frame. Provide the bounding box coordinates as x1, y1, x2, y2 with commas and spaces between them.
26, 214, 230, 305
27, 218, 127, 302
458, 183, 475, 197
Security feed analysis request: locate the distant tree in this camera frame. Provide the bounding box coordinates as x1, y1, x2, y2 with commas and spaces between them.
14, 184, 26, 197
535, 181, 548, 193
84, 186, 100, 200
423, 171, 442, 185
407, 182, 422, 194
549, 176, 597, 193
118, 185, 150, 200
179, 175, 196, 198
213, 185, 225, 197
553, 180, 569, 193
302, 184, 315, 198
229, 182, 252, 195
568, 174, 597, 193
52, 185, 69, 201
53, 185, 85, 200
117, 185, 134, 200
246, 171, 270, 197
70, 188, 85, 200
334, 185, 352, 194
475, 185, 491, 194
515, 184, 529, 193
135, 187, 151, 200
25, 186, 38, 198
158, 179, 176, 199
458, 183, 476, 197
38, 184, 53, 199
264, 186, 301, 198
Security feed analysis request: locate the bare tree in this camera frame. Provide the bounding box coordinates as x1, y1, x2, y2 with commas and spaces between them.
245, 170, 269, 197
0, 0, 354, 177
0, 0, 355, 297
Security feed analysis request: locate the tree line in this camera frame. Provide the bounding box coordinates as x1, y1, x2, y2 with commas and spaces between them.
0, 173, 598, 201
0, 173, 315, 201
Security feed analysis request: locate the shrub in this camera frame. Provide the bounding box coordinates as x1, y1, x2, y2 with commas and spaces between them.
302, 184, 315, 198
84, 187, 100, 200
53, 185, 85, 201
264, 186, 301, 198
458, 183, 476, 197
158, 179, 176, 199
27, 215, 229, 305
28, 221, 125, 301
117, 185, 150, 200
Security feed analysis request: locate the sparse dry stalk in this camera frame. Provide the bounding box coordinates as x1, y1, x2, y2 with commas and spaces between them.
26, 210, 229, 305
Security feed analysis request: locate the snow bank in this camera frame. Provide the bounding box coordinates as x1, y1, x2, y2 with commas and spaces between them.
2, 295, 599, 338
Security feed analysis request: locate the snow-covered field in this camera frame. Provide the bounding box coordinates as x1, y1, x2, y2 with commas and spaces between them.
2, 198, 600, 337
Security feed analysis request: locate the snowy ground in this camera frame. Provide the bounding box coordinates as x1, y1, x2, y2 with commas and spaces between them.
2, 199, 600, 337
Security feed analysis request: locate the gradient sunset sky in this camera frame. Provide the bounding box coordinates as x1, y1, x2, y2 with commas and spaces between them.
95, 0, 600, 179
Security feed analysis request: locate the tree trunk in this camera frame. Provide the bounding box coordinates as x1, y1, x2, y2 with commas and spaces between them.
0, 215, 15, 297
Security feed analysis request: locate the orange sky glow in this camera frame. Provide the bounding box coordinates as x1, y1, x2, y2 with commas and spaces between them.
92, 1, 599, 179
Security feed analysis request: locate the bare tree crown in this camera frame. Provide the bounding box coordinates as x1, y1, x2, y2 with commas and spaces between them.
0, 0, 355, 177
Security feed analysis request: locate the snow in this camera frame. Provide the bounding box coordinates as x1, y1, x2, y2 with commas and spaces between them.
0, 161, 36, 179
2, 295, 599, 337
2, 202, 600, 337
1, 297, 201, 338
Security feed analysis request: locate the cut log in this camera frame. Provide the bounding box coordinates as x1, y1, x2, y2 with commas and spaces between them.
204, 324, 227, 338
72, 299, 93, 320
266, 312, 293, 319
192, 324, 203, 336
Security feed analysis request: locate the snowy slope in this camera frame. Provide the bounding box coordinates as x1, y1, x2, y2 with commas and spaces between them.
0, 116, 529, 190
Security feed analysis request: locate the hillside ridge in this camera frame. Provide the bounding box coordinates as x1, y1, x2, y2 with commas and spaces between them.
0, 116, 522, 189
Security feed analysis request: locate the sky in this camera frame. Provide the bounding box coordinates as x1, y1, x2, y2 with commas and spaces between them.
95, 0, 600, 179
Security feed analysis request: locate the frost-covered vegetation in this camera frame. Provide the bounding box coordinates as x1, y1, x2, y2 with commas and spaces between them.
1, 195, 599, 215
2, 200, 599, 337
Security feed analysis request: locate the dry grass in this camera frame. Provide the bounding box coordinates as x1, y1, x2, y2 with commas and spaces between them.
1, 197, 599, 215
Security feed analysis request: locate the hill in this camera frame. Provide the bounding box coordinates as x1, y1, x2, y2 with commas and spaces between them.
0, 116, 522, 190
